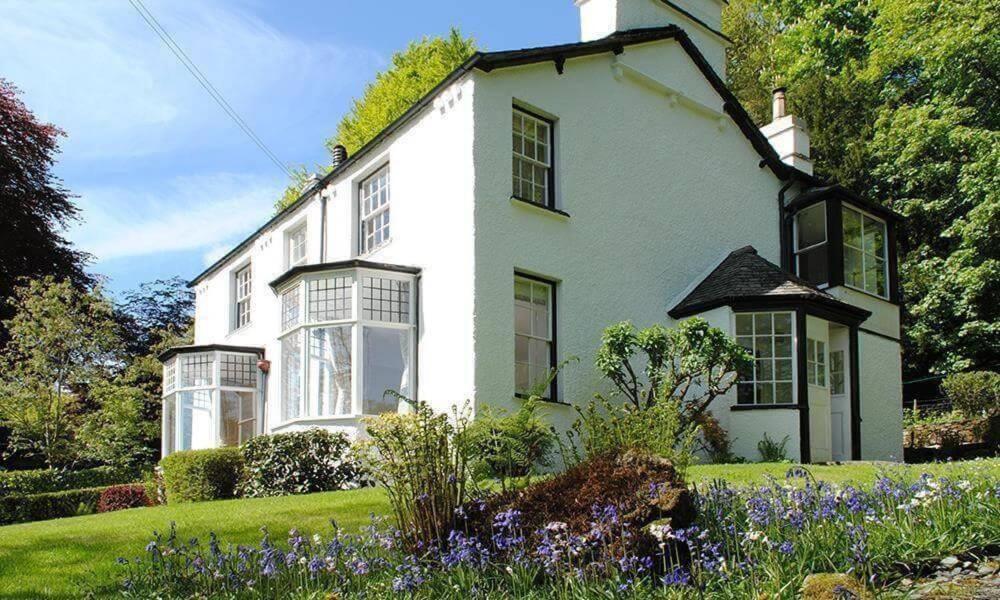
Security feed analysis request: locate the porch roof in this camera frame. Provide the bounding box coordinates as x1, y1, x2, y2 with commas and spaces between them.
668, 246, 871, 324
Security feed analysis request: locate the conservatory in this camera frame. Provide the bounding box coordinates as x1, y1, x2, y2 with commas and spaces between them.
160, 345, 264, 456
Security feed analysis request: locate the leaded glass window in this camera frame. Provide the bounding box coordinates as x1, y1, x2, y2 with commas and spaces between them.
310, 276, 353, 322
362, 277, 410, 323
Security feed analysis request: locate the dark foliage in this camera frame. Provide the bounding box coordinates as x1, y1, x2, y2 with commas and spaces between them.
114, 277, 194, 358
97, 483, 152, 513
0, 485, 106, 525
0, 79, 93, 348
0, 465, 135, 496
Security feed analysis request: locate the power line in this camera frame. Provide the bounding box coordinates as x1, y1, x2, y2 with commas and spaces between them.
127, 0, 293, 177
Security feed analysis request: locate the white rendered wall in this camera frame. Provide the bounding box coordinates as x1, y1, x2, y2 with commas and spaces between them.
470, 38, 786, 435
191, 78, 477, 436
858, 332, 904, 461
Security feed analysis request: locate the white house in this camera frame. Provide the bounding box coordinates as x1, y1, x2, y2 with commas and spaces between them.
159, 0, 904, 463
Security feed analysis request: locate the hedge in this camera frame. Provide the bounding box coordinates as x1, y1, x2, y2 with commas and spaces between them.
0, 486, 107, 525
240, 430, 367, 498
0, 465, 135, 497
161, 448, 244, 504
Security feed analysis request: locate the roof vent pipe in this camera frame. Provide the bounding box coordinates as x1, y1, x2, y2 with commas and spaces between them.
330, 144, 348, 171
772, 87, 787, 120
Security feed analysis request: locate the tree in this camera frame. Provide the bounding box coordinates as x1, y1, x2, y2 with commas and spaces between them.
0, 277, 122, 466
723, 0, 999, 375
274, 29, 478, 212
595, 319, 750, 421
115, 277, 194, 358
0, 79, 94, 348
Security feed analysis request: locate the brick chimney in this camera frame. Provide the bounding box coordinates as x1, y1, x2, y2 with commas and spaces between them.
759, 88, 813, 175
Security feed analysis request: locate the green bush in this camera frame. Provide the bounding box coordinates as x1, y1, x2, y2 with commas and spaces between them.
160, 448, 243, 504
0, 486, 106, 525
757, 433, 790, 462
465, 398, 555, 489
942, 371, 1000, 418
0, 465, 134, 497
240, 430, 367, 498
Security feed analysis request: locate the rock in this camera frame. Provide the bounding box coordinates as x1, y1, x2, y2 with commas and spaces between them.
801, 573, 870, 599
941, 556, 961, 568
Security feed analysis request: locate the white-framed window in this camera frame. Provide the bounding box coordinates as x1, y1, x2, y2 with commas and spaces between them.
794, 202, 828, 285
514, 275, 554, 398
287, 224, 307, 268
830, 349, 845, 395
278, 268, 415, 422
806, 338, 827, 387
735, 312, 795, 405
512, 107, 553, 207
233, 263, 252, 330
360, 165, 390, 254
843, 205, 888, 298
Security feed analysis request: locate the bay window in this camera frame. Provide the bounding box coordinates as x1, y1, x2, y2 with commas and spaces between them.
843, 206, 887, 298
277, 266, 415, 421
161, 347, 261, 456
735, 312, 795, 405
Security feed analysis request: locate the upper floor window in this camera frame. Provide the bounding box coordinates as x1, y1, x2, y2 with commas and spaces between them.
843, 206, 887, 298
287, 224, 307, 268
514, 275, 555, 399
735, 312, 794, 405
360, 165, 390, 254
794, 202, 827, 285
233, 264, 252, 330
512, 107, 553, 207
806, 338, 827, 387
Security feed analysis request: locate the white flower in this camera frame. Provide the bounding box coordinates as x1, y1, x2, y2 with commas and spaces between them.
648, 523, 674, 542
544, 521, 568, 532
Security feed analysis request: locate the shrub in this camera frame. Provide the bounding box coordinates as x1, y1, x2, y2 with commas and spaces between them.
160, 448, 243, 504
97, 484, 152, 513
757, 433, 790, 462
942, 371, 1000, 418
465, 397, 555, 489
360, 396, 474, 548
0, 465, 134, 497
240, 430, 367, 498
0, 486, 107, 525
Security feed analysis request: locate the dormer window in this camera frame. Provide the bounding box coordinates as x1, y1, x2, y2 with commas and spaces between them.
287, 224, 307, 268
794, 203, 828, 285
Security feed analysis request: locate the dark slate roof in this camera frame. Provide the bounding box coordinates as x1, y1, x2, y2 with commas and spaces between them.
190, 26, 821, 288
669, 246, 870, 322
787, 184, 903, 222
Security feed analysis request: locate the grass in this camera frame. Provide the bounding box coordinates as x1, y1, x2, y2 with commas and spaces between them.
1, 458, 997, 599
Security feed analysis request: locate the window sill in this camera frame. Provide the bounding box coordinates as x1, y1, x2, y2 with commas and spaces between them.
274, 415, 364, 428
510, 196, 570, 219
515, 393, 571, 406
731, 403, 800, 411
840, 283, 893, 304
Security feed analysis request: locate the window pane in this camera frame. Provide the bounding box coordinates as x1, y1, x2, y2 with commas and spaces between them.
736, 336, 753, 352
842, 207, 863, 248
756, 383, 774, 404
774, 335, 792, 358
736, 314, 753, 335
310, 326, 352, 416
754, 313, 772, 335
863, 216, 885, 256
221, 391, 255, 446
363, 327, 410, 415
511, 108, 552, 206
163, 360, 176, 394
755, 335, 773, 358
309, 276, 352, 322
362, 277, 410, 323
282, 287, 301, 330
180, 353, 213, 387
360, 165, 390, 254
844, 247, 864, 288
163, 394, 176, 455
796, 245, 829, 285
755, 359, 773, 381
737, 383, 754, 405
774, 314, 792, 335
220, 353, 257, 388
775, 382, 794, 404
875, 258, 887, 296
775, 359, 793, 381
735, 312, 795, 405
796, 203, 826, 249
178, 390, 213, 451
281, 332, 302, 421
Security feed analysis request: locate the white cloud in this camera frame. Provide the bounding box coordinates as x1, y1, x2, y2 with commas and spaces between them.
70, 173, 279, 261
0, 0, 381, 161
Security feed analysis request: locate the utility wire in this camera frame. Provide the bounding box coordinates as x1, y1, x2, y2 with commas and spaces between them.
127, 0, 293, 177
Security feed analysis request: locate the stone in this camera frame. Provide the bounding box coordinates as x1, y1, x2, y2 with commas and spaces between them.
941, 556, 961, 568
801, 573, 870, 599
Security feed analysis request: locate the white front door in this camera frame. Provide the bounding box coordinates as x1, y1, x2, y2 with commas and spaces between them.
830, 349, 849, 461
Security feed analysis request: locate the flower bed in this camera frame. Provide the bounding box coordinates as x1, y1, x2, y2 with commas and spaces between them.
116, 469, 1000, 599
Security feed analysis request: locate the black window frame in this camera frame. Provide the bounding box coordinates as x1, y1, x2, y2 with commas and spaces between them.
511, 104, 557, 210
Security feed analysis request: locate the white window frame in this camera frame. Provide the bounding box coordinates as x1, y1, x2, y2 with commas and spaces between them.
793, 202, 828, 286
734, 311, 796, 406
287, 223, 308, 268
161, 350, 259, 457
512, 107, 554, 207
514, 275, 555, 399
277, 267, 416, 423
359, 164, 390, 255
806, 338, 827, 388
842, 204, 889, 299
233, 263, 252, 331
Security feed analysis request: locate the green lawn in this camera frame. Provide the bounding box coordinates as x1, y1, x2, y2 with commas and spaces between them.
1, 458, 997, 599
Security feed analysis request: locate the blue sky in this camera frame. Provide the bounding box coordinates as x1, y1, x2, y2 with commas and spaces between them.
1, 1, 578, 296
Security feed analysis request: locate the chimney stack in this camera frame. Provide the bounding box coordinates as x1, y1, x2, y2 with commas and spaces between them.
330, 144, 348, 171
760, 87, 813, 175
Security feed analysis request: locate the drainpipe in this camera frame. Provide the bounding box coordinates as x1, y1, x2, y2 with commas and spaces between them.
319, 190, 328, 262
777, 179, 796, 271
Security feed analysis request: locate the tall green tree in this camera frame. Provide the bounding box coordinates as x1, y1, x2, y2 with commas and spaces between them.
0, 278, 121, 467
724, 0, 999, 376
0, 79, 94, 347
275, 29, 477, 212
